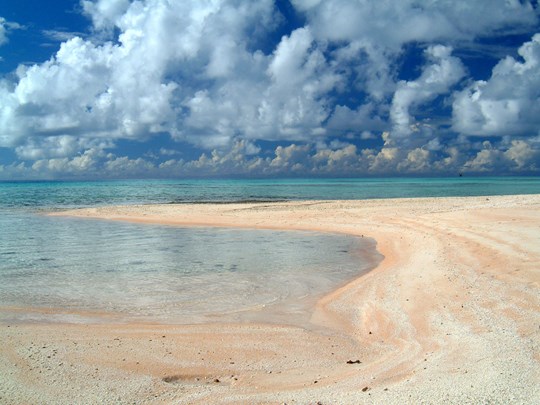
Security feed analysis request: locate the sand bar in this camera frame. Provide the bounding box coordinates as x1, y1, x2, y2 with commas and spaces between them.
1, 195, 540, 404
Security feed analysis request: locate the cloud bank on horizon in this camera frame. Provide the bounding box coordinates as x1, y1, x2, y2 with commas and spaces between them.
0, 0, 539, 179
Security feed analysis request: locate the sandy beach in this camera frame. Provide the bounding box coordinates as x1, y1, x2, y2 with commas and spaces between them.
1, 195, 540, 404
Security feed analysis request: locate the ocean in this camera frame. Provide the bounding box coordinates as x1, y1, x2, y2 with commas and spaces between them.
1, 177, 540, 209
1, 177, 538, 324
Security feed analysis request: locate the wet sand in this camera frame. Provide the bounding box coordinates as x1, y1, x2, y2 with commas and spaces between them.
1, 195, 540, 404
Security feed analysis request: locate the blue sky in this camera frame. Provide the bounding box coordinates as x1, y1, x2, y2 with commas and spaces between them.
0, 0, 539, 179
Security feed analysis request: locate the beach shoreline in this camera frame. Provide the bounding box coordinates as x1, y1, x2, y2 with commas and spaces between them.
2, 195, 540, 404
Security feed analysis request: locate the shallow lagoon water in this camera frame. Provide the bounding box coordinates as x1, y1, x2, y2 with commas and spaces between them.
0, 212, 377, 324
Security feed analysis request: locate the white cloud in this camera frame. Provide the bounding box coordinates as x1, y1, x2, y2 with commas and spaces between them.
104, 155, 156, 175
504, 139, 539, 170
270, 143, 311, 170
31, 148, 104, 175
397, 148, 433, 173
14, 135, 112, 160
453, 34, 540, 137
462, 137, 540, 172
390, 45, 465, 139
292, 0, 537, 101
3, 135, 540, 180
159, 148, 180, 157
177, 25, 340, 147
3, 0, 337, 155
42, 30, 87, 42
326, 103, 387, 136
292, 0, 537, 47
0, 17, 23, 46
82, 0, 130, 31
0, 18, 8, 46
0, 0, 539, 178
312, 144, 360, 173
360, 131, 377, 140
0, 82, 21, 147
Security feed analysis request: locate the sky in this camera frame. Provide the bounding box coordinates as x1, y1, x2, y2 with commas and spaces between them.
0, 0, 539, 180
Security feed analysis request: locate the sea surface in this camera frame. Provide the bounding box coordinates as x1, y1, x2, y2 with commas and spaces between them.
0, 177, 538, 324
1, 177, 540, 209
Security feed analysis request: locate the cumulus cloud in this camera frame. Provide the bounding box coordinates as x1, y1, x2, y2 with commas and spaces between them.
1, 0, 338, 154
15, 135, 112, 160
179, 25, 340, 147
326, 103, 387, 138
0, 0, 539, 178
463, 138, 540, 172
30, 148, 105, 176
292, 0, 537, 102
3, 134, 540, 180
390, 45, 465, 140
453, 34, 540, 137
82, 0, 130, 31
292, 0, 537, 47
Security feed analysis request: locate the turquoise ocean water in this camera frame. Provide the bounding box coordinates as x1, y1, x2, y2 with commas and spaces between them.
0, 177, 538, 324
2, 177, 540, 209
